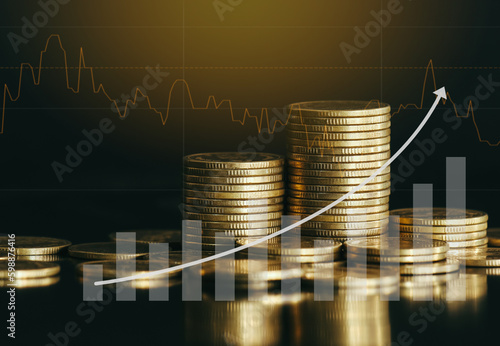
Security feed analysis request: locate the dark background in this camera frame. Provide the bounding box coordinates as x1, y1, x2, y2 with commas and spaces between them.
1, 0, 500, 344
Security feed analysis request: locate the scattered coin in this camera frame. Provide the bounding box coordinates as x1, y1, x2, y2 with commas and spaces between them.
0, 236, 71, 255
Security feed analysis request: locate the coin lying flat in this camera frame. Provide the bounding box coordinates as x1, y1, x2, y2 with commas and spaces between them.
185, 211, 282, 222
399, 230, 487, 242
185, 227, 278, 237
68, 242, 152, 260
446, 237, 489, 248
184, 166, 283, 177
108, 230, 182, 244
287, 100, 391, 117
287, 166, 390, 178
0, 236, 72, 255
265, 238, 342, 256
185, 196, 284, 207
449, 248, 500, 267
287, 136, 391, 148
0, 276, 60, 288
287, 129, 391, 141
287, 143, 391, 156
288, 212, 389, 223
399, 261, 460, 275
349, 252, 447, 264
288, 174, 391, 185
397, 223, 488, 234
288, 113, 390, 125
287, 151, 391, 163
300, 228, 385, 238
288, 159, 385, 171
184, 152, 284, 169
184, 189, 285, 200
185, 204, 283, 214
390, 208, 488, 226
288, 196, 390, 208
0, 261, 60, 279
287, 121, 391, 133
345, 237, 449, 257
289, 181, 391, 193
184, 174, 283, 184
289, 189, 390, 200
185, 181, 285, 192
288, 204, 389, 215
487, 228, 500, 247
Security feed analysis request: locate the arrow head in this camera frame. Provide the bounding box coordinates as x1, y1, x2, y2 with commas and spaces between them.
433, 87, 447, 100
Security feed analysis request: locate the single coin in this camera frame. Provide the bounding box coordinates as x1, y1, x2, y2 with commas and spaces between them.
487, 228, 500, 247
198, 220, 281, 230
184, 152, 284, 169
345, 237, 449, 256
287, 136, 391, 148
184, 166, 283, 177
288, 113, 390, 125
287, 129, 391, 141
302, 219, 388, 230
447, 246, 488, 259
16, 255, 64, 262
0, 261, 60, 279
289, 181, 391, 193
286, 121, 390, 133
396, 223, 488, 234
184, 174, 283, 184
184, 189, 285, 200
288, 173, 390, 185
446, 237, 489, 248
300, 228, 384, 237
451, 248, 500, 267
0, 252, 8, 260
0, 236, 71, 255
287, 100, 391, 117
287, 166, 390, 178
185, 227, 279, 237
68, 242, 152, 260
267, 239, 342, 256
288, 196, 390, 208
350, 252, 447, 264
336, 266, 399, 288
287, 143, 391, 156
185, 211, 282, 222
185, 204, 283, 214
184, 181, 284, 192
288, 211, 389, 222
399, 261, 460, 275
390, 208, 488, 226
108, 230, 182, 244
287, 151, 391, 163
289, 189, 390, 200
185, 196, 284, 207
288, 204, 388, 215
399, 230, 487, 242
288, 159, 385, 170
0, 276, 60, 289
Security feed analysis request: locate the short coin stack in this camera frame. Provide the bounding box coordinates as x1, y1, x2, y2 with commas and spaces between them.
389, 208, 489, 249
183, 152, 285, 249
286, 101, 391, 241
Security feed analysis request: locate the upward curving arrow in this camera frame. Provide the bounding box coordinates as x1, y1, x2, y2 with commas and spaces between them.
95, 87, 447, 286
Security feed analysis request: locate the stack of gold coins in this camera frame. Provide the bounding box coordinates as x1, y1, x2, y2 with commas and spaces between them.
389, 208, 489, 249
286, 101, 391, 241
183, 153, 285, 249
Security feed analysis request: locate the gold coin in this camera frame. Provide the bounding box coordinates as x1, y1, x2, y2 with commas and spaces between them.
303, 219, 388, 230
287, 151, 391, 163
289, 189, 390, 200
108, 230, 182, 244
0, 276, 60, 289
269, 239, 342, 256
301, 228, 384, 237
353, 252, 447, 264
287, 166, 390, 178
289, 211, 389, 222
399, 230, 487, 242
399, 261, 460, 275
396, 223, 488, 234
68, 242, 152, 260
289, 181, 391, 193
287, 100, 391, 117
0, 236, 71, 255
184, 166, 283, 177
198, 220, 281, 230
185, 204, 283, 214
287, 129, 390, 140
335, 266, 399, 288
287, 121, 390, 133
0, 261, 60, 279
344, 237, 449, 256
278, 252, 342, 263
287, 136, 391, 148
487, 228, 500, 247
390, 208, 488, 226
287, 143, 390, 156
287, 196, 389, 207
185, 196, 284, 207
447, 246, 488, 258
185, 211, 282, 222
184, 181, 284, 192
288, 113, 390, 125
185, 227, 280, 238
16, 255, 64, 262
184, 189, 285, 200
288, 174, 390, 185
446, 237, 489, 248
0, 252, 8, 260
184, 174, 283, 184
288, 159, 385, 170
184, 152, 284, 169
288, 204, 388, 215
450, 248, 500, 267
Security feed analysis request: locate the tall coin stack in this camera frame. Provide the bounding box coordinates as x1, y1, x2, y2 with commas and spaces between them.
183, 153, 285, 249
286, 101, 391, 242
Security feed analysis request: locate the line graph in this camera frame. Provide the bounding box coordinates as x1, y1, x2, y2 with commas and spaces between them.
1, 35, 499, 146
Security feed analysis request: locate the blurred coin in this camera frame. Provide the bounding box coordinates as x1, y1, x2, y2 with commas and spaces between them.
288, 196, 389, 208
303, 220, 388, 230
288, 211, 388, 222
0, 236, 71, 255
399, 230, 487, 242
288, 174, 390, 185
185, 227, 278, 237
288, 204, 388, 215
300, 228, 384, 238
287, 100, 390, 117
345, 237, 449, 256
397, 223, 488, 234
390, 208, 488, 226
349, 253, 447, 264
399, 261, 460, 275
288, 159, 384, 170
68, 242, 151, 260
0, 261, 60, 279
185, 211, 282, 222
289, 189, 390, 200
446, 238, 489, 248
198, 220, 281, 230
184, 152, 284, 169
289, 181, 391, 193
487, 228, 500, 247
0, 276, 60, 288
108, 229, 182, 244
450, 248, 500, 267
185, 204, 283, 214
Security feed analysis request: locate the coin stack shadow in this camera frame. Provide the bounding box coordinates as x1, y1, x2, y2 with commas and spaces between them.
183, 153, 285, 250
286, 101, 391, 242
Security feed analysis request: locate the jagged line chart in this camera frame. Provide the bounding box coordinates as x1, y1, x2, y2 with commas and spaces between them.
1, 34, 498, 146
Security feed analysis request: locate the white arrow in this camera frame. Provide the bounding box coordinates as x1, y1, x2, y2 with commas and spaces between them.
95, 87, 447, 286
